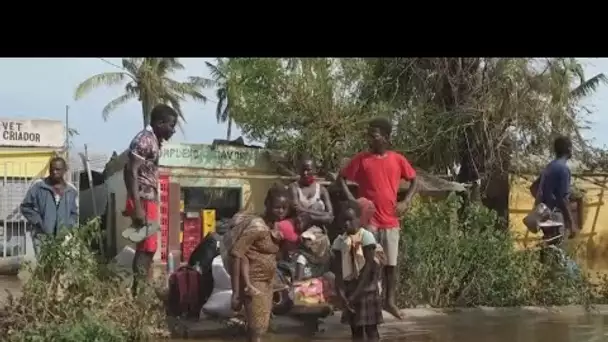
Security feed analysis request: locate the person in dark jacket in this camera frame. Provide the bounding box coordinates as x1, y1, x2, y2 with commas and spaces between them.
20, 156, 79, 257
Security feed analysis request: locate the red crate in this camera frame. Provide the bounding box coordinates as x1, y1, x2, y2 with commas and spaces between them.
183, 219, 201, 236
159, 175, 170, 262
182, 237, 200, 262
181, 216, 202, 262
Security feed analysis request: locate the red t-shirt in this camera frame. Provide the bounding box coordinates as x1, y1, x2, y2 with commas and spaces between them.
341, 151, 416, 229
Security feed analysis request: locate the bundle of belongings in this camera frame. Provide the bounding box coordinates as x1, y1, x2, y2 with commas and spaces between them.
291, 274, 336, 307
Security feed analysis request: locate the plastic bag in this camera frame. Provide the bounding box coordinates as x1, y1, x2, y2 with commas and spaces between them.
211, 255, 231, 291
202, 289, 234, 318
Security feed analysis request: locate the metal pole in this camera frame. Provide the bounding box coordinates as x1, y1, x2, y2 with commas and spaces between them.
65, 105, 70, 160
84, 144, 97, 218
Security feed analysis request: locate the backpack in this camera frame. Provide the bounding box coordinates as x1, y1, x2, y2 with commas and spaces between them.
167, 266, 204, 319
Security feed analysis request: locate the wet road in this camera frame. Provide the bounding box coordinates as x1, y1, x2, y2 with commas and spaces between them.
3, 275, 608, 341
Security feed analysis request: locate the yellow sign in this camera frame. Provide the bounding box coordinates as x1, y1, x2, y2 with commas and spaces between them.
203, 209, 216, 237
179, 200, 184, 212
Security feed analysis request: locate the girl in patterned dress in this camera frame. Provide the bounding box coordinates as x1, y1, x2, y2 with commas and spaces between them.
331, 200, 385, 341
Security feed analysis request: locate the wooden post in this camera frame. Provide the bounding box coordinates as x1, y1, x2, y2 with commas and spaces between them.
168, 182, 181, 262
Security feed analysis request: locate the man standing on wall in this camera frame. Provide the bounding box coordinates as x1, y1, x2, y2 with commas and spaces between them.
123, 104, 177, 295
337, 117, 418, 320
20, 156, 79, 258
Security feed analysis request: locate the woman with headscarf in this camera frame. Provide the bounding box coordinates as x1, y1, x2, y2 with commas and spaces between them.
222, 185, 289, 342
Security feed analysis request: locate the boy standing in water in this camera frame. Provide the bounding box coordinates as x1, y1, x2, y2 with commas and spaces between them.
338, 117, 418, 319
123, 104, 177, 295
332, 200, 384, 342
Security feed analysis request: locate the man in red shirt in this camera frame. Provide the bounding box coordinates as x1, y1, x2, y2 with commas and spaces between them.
124, 104, 177, 295
338, 117, 418, 319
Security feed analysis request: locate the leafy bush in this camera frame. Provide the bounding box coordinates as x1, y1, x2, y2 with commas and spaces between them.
0, 220, 166, 342
397, 195, 601, 308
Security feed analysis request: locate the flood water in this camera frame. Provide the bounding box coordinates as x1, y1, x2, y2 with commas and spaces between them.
3, 275, 608, 342
175, 313, 608, 342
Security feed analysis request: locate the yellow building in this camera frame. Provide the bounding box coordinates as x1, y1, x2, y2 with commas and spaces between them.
509, 173, 608, 270
0, 118, 66, 262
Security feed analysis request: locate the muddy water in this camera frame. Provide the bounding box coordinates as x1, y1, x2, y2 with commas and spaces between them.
171, 313, 608, 342
3, 275, 608, 342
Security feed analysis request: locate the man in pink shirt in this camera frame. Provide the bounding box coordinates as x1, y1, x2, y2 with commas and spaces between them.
338, 117, 418, 319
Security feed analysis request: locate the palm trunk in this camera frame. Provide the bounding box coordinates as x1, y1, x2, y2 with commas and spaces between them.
142, 102, 150, 128
226, 118, 232, 141
141, 91, 153, 128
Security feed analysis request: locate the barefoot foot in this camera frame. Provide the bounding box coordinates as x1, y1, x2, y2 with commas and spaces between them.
384, 302, 403, 320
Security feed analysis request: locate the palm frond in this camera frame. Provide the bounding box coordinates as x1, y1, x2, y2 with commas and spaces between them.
122, 58, 142, 74
188, 76, 216, 88
164, 78, 208, 103
101, 93, 138, 121
570, 73, 608, 99
67, 128, 79, 137
77, 57, 212, 126
74, 72, 130, 100
157, 58, 185, 75
205, 61, 226, 81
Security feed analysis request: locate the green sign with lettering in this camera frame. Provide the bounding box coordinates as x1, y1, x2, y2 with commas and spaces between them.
159, 143, 268, 170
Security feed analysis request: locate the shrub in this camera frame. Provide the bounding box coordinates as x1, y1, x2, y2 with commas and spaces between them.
0, 220, 166, 342
397, 195, 600, 308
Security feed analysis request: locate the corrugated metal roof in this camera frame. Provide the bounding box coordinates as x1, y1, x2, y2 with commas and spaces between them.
69, 152, 109, 173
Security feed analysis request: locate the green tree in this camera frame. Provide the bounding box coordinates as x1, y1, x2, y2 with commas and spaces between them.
361, 58, 606, 221
362, 58, 606, 176
225, 57, 606, 223
74, 58, 212, 127
206, 58, 234, 140
226, 58, 370, 173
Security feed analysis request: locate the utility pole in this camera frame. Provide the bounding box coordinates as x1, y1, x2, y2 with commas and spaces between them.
65, 105, 70, 162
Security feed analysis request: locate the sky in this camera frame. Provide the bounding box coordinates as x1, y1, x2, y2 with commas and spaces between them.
0, 58, 242, 157
0, 58, 605, 158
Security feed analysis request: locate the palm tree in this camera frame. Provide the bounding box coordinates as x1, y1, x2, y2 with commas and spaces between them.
206, 59, 233, 140
74, 58, 213, 127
